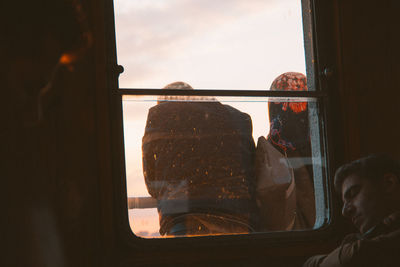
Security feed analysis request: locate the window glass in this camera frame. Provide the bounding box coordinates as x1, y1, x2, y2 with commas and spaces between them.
123, 95, 327, 238
113, 0, 327, 238
114, 0, 310, 90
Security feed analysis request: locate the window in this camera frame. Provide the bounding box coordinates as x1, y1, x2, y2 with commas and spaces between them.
112, 0, 329, 238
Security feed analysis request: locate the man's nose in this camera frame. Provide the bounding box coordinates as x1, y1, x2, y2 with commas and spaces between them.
342, 202, 354, 218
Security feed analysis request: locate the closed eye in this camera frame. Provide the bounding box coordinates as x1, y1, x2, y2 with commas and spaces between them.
343, 185, 361, 201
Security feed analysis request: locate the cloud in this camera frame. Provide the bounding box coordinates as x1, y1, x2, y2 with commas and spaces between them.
114, 0, 283, 87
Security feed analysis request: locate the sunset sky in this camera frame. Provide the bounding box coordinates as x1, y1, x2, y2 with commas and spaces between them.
114, 0, 306, 237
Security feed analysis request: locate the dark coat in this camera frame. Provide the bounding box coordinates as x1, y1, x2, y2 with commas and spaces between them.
303, 212, 400, 267
142, 101, 257, 235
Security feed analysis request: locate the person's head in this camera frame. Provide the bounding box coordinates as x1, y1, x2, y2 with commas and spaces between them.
156, 81, 215, 104
334, 154, 400, 234
267, 72, 309, 154
157, 81, 193, 104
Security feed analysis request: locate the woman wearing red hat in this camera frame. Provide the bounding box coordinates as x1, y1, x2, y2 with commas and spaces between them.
255, 72, 316, 231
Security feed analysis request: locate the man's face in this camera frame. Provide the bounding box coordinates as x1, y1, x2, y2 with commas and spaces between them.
341, 174, 388, 234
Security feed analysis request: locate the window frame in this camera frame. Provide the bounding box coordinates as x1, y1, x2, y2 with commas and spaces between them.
104, 0, 341, 257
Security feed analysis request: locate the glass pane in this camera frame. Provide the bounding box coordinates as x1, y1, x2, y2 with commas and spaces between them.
123, 95, 327, 238
114, 0, 312, 90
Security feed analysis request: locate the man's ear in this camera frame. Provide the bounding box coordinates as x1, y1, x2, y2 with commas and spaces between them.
383, 173, 400, 193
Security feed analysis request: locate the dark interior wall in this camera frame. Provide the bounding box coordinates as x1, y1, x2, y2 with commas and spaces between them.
2, 51, 101, 266
321, 0, 400, 258
1, 1, 104, 266
1, 0, 399, 266
336, 0, 400, 162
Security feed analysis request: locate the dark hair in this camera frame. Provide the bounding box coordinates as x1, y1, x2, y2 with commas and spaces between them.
334, 154, 400, 195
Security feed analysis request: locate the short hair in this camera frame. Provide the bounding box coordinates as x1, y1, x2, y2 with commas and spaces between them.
157, 81, 215, 104
163, 81, 193, 90
157, 81, 193, 104
334, 154, 400, 195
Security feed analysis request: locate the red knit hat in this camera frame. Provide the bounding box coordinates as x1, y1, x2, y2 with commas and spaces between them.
270, 72, 308, 113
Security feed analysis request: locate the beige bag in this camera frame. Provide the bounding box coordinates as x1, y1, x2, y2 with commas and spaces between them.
255, 137, 297, 231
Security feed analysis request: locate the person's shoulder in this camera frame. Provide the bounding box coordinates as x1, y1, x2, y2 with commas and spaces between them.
372, 211, 400, 240
256, 137, 278, 154
222, 104, 252, 122
256, 136, 267, 145
223, 104, 247, 114
148, 101, 192, 115
341, 232, 359, 244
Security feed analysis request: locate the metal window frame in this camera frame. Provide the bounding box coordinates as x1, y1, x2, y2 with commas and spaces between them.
105, 0, 339, 253
117, 88, 325, 97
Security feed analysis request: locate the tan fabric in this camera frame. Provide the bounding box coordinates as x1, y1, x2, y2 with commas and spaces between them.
255, 136, 315, 231
290, 154, 316, 229
303, 212, 400, 267
255, 136, 296, 231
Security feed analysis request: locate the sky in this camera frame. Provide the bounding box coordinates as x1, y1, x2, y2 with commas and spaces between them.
114, 0, 307, 237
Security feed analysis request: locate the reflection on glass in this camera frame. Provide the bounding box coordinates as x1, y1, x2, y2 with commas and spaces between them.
123, 94, 325, 238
